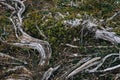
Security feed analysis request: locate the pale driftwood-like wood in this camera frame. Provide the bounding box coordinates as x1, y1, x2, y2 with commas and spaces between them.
66, 57, 101, 79
42, 65, 60, 80
0, 66, 33, 80
0, 0, 52, 66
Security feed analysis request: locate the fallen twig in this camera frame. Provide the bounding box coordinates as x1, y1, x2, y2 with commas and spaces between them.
42, 65, 60, 80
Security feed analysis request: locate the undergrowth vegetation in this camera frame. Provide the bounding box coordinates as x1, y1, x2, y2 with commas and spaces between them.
0, 0, 120, 80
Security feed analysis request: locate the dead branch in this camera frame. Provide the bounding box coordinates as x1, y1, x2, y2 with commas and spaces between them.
42, 65, 60, 80
87, 53, 120, 73
66, 57, 101, 79
0, 66, 33, 80
95, 29, 120, 45
63, 12, 120, 45
60, 57, 91, 79
107, 11, 120, 21
65, 44, 115, 49
35, 25, 47, 39
65, 44, 79, 48
0, 0, 52, 66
